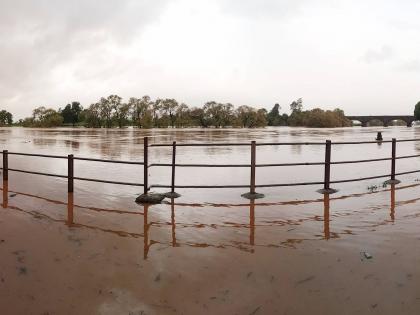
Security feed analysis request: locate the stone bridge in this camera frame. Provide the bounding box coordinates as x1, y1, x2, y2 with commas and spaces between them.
346, 115, 415, 127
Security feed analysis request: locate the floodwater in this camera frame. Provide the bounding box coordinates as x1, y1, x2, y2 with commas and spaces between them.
2, 126, 420, 314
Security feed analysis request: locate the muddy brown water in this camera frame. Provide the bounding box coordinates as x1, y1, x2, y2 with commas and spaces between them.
1, 126, 420, 314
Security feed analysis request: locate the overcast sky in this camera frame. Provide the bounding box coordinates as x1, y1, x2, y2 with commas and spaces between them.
1, 0, 419, 119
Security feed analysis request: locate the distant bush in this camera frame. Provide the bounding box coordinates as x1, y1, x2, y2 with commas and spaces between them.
21, 106, 63, 127
0, 110, 13, 126
414, 101, 420, 121
288, 108, 351, 128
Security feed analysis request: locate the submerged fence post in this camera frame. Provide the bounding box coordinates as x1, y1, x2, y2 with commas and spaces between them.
136, 136, 167, 204
241, 141, 264, 199
385, 138, 400, 185
391, 138, 396, 181
172, 141, 176, 193
2, 150, 8, 208
324, 140, 331, 191
317, 140, 337, 194
166, 141, 181, 198
144, 137, 149, 194
3, 150, 8, 182
68, 154, 74, 193
251, 141, 256, 194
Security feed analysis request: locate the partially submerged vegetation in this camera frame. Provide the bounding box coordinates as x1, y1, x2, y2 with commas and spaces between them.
0, 110, 13, 126
2, 96, 354, 128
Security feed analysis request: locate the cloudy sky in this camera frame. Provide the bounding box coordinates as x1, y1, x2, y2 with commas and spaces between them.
1, 0, 419, 119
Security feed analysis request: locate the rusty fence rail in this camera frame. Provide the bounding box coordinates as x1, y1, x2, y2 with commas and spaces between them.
2, 137, 420, 199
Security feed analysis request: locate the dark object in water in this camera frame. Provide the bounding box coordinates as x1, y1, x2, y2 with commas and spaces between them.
376, 132, 383, 141
135, 193, 166, 204
241, 192, 265, 200
164, 192, 181, 199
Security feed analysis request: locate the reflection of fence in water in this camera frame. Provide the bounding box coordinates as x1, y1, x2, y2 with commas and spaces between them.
1, 183, 400, 259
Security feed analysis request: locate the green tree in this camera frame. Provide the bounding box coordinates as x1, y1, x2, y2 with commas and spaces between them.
99, 95, 121, 128
160, 98, 179, 128
175, 103, 191, 127
203, 101, 234, 128
151, 99, 162, 127
189, 107, 207, 127
290, 98, 303, 113
84, 103, 102, 128
256, 108, 268, 127
28, 107, 63, 127
0, 110, 13, 126
267, 103, 282, 126
61, 104, 73, 124
235, 105, 267, 128
130, 96, 153, 128
414, 101, 420, 121
113, 103, 131, 128
61, 102, 83, 126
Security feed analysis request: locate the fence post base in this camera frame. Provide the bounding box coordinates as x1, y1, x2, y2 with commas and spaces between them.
384, 179, 401, 185
241, 192, 265, 200
317, 188, 338, 194
164, 192, 181, 198
136, 193, 166, 204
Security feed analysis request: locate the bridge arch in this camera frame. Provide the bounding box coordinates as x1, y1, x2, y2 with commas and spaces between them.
346, 115, 415, 127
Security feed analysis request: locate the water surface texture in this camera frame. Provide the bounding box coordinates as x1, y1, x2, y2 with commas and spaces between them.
1, 126, 420, 314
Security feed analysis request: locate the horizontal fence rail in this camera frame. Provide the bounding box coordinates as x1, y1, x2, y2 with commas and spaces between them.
2, 137, 420, 199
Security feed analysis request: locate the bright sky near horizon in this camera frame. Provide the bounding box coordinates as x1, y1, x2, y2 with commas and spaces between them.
1, 0, 419, 119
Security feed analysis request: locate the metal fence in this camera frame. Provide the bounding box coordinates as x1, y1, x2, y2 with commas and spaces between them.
2, 137, 420, 199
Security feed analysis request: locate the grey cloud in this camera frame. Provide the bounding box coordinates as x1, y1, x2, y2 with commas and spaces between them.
219, 0, 308, 19
362, 45, 394, 63
0, 0, 170, 114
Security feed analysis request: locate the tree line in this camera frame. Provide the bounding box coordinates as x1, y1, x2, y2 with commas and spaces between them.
17, 96, 269, 128
1, 95, 361, 128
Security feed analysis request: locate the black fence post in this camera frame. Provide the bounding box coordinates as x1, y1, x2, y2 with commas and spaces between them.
324, 140, 331, 191
2, 150, 8, 208
391, 138, 396, 181
241, 141, 264, 199
2, 179, 7, 209
3, 150, 8, 182
386, 138, 400, 184
68, 154, 74, 193
250, 141, 256, 194
171, 141, 176, 193
317, 140, 337, 194
165, 141, 181, 198
144, 137, 149, 194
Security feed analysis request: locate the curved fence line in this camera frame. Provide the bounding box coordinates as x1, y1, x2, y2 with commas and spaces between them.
2, 137, 420, 199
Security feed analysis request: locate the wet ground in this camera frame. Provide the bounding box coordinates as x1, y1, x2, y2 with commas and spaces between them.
2, 126, 420, 314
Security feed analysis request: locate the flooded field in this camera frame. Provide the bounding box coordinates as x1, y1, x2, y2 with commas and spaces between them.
2, 126, 420, 314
